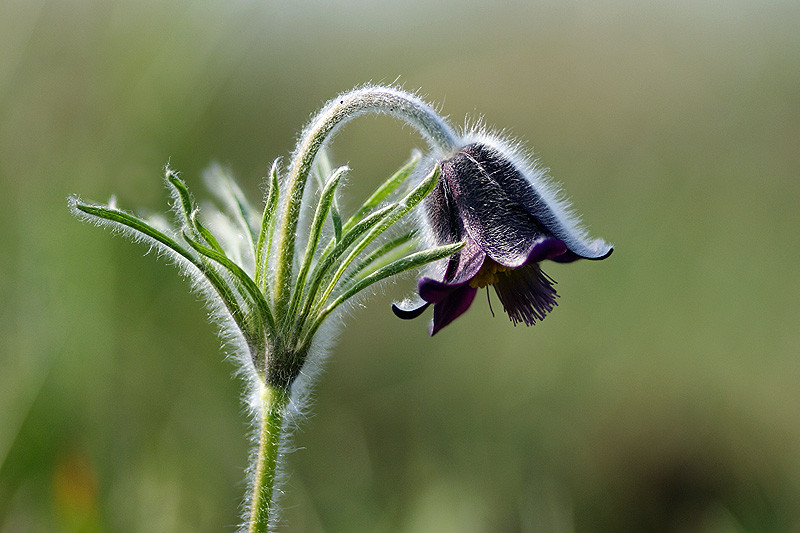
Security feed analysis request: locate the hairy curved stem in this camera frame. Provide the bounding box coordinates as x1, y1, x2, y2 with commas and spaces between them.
248, 384, 290, 533
272, 86, 459, 317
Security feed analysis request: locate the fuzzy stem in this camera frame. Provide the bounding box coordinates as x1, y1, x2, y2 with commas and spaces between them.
272, 86, 459, 318
248, 384, 290, 533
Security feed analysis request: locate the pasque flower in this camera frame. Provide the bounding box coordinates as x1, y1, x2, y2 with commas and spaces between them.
70, 85, 613, 531
393, 137, 612, 335
71, 86, 468, 532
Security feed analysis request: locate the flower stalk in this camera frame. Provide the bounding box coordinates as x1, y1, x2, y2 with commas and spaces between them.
272, 86, 459, 319
248, 383, 290, 533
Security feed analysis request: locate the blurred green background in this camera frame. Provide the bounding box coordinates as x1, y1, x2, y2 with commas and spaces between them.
2, 0, 799, 531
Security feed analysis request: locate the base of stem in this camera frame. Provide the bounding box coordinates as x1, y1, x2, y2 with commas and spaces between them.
248, 384, 290, 533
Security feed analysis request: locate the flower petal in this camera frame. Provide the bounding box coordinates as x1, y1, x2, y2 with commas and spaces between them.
441, 147, 545, 267
424, 173, 462, 246
418, 241, 485, 302
453, 143, 613, 262
430, 284, 478, 335
523, 237, 569, 264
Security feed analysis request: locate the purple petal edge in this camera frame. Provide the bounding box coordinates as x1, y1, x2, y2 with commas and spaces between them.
418, 276, 466, 304
430, 285, 478, 336
520, 237, 569, 266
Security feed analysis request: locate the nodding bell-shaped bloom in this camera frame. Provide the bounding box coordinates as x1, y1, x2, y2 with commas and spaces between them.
393, 139, 612, 335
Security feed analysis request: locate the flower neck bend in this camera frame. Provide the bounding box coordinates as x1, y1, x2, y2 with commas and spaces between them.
273, 87, 460, 315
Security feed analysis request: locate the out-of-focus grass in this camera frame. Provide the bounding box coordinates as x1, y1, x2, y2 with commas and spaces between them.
1, 1, 799, 531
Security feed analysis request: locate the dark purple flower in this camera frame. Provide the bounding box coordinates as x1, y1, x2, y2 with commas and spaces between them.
393, 140, 612, 335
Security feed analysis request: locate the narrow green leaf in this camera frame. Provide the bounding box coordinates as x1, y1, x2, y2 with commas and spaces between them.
74, 199, 197, 264
286, 166, 347, 325
182, 230, 275, 334
293, 203, 396, 333
165, 168, 195, 229
206, 165, 259, 258
313, 163, 440, 314
191, 211, 225, 254
166, 171, 228, 256
72, 199, 253, 341
301, 240, 465, 347
399, 160, 439, 208
331, 204, 343, 243
255, 161, 280, 290
307, 151, 421, 288
314, 148, 344, 242
314, 147, 334, 180
343, 151, 419, 232
339, 232, 417, 286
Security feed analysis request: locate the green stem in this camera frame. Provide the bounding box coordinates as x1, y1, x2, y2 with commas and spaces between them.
272, 86, 458, 318
248, 384, 290, 533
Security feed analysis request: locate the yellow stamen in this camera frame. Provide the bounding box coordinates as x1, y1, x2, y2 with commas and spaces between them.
469, 258, 510, 289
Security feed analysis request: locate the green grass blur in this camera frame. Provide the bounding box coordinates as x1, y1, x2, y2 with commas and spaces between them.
2, 1, 799, 531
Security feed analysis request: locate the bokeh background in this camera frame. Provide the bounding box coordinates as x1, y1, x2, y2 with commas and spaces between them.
2, 0, 799, 531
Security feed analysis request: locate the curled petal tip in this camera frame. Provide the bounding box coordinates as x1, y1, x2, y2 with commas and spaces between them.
593, 242, 614, 260
550, 239, 613, 263
392, 301, 430, 320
